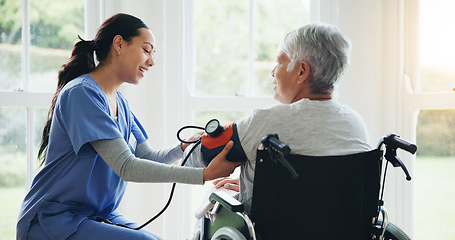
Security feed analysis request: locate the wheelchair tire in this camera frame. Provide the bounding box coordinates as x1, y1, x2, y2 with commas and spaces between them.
376, 220, 412, 240
211, 226, 248, 240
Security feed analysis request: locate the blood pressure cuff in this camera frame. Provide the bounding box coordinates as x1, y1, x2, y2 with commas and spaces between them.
201, 122, 248, 165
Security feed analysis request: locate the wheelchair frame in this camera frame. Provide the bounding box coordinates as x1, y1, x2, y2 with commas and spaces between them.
201, 134, 416, 240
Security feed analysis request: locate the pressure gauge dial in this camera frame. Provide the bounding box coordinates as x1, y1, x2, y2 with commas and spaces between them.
205, 119, 225, 137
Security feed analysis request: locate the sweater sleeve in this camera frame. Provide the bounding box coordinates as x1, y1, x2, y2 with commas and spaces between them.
91, 138, 204, 184
135, 141, 183, 164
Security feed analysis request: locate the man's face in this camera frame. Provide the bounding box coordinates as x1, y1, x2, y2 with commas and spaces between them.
271, 51, 301, 104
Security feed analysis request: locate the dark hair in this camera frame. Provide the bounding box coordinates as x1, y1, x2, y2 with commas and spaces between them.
38, 13, 148, 165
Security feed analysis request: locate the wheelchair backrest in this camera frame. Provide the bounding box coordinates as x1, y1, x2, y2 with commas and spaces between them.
250, 148, 382, 240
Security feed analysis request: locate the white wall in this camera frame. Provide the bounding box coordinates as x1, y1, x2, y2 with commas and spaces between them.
339, 1, 415, 235
102, 1, 197, 238
337, 0, 385, 141
103, 0, 415, 238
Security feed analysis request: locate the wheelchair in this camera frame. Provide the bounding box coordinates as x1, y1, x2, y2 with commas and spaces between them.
200, 134, 416, 240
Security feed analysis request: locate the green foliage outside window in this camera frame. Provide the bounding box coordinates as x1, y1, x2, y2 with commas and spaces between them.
0, 0, 84, 92
0, 0, 84, 48
194, 0, 309, 97
417, 110, 455, 156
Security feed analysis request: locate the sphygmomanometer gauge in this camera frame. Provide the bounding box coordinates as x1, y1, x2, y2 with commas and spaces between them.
205, 119, 225, 137
201, 120, 247, 164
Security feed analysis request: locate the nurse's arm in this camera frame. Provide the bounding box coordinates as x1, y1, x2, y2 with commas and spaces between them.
135, 141, 182, 164
91, 138, 203, 184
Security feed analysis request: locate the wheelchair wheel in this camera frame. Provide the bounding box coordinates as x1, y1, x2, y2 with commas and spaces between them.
376, 220, 412, 240
211, 226, 248, 240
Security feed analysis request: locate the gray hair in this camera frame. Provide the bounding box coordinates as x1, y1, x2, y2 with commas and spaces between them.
278, 22, 352, 94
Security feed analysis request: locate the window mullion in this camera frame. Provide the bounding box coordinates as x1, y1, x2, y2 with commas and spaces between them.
21, 0, 30, 92
22, 0, 33, 189
248, 0, 254, 96
26, 107, 35, 189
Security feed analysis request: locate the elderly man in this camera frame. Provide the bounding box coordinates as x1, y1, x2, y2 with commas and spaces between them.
185, 22, 371, 214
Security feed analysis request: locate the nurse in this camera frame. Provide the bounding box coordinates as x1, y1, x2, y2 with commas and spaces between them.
16, 13, 241, 240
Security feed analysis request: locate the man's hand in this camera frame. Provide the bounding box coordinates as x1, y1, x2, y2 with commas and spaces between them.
213, 177, 240, 192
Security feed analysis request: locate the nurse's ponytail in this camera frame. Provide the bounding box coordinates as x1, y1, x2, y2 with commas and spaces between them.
38, 13, 148, 165
37, 38, 96, 165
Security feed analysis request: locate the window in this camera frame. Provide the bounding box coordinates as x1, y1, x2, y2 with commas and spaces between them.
405, 0, 455, 239
184, 0, 311, 125
0, 0, 22, 92
416, 110, 455, 239
0, 0, 84, 238
182, 0, 311, 223
418, 1, 455, 93
190, 0, 310, 98
183, 0, 313, 137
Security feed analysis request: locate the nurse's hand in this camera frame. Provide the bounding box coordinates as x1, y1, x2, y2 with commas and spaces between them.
203, 141, 243, 181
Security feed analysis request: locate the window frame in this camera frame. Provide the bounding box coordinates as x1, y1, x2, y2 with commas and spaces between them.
0, 0, 101, 188
379, 0, 455, 237
162, 1, 319, 237
401, 0, 455, 236
181, 0, 281, 118
178, 0, 331, 123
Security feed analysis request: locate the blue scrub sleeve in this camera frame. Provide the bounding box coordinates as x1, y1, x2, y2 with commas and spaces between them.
57, 84, 123, 156
131, 112, 148, 145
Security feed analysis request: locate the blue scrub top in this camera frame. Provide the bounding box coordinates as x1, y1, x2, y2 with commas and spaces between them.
16, 74, 148, 240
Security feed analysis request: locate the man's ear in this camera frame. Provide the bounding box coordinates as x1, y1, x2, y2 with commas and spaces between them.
297, 61, 310, 83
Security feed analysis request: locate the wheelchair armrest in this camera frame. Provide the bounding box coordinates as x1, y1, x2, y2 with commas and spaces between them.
209, 192, 244, 213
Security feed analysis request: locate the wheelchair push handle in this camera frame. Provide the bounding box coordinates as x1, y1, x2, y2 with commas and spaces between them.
379, 134, 416, 181
261, 134, 298, 179
265, 134, 291, 156
383, 134, 417, 154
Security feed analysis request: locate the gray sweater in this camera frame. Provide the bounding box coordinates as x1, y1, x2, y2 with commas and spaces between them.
184, 98, 371, 213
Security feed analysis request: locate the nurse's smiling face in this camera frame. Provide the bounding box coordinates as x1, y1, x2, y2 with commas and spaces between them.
117, 28, 156, 84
